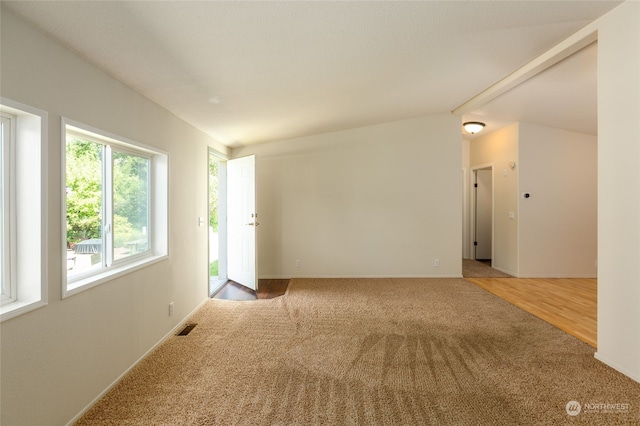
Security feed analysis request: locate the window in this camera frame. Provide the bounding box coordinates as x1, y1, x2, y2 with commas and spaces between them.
0, 99, 47, 322
1, 113, 15, 304
63, 119, 167, 295
65, 138, 151, 278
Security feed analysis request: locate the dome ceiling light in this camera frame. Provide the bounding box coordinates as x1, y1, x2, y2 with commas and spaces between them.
463, 121, 485, 134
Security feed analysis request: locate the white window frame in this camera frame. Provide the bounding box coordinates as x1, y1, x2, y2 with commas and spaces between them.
0, 99, 47, 322
1, 113, 17, 305
62, 118, 168, 297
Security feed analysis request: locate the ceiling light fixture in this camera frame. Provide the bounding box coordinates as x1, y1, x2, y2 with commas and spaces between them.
463, 121, 485, 134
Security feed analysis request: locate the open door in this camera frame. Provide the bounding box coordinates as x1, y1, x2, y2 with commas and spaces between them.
474, 168, 493, 261
227, 155, 257, 290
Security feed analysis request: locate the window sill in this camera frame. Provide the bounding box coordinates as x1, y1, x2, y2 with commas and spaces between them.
63, 253, 168, 298
1, 299, 48, 323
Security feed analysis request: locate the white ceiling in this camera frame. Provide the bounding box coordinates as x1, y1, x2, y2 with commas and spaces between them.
3, 1, 618, 147
463, 40, 598, 139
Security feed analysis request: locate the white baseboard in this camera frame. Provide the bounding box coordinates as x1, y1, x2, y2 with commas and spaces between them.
594, 352, 640, 384
65, 297, 210, 426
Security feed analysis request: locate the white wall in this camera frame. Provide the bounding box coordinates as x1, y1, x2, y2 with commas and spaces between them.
469, 124, 519, 275
232, 114, 463, 278
0, 9, 227, 425
470, 122, 598, 278
518, 123, 597, 277
595, 0, 640, 382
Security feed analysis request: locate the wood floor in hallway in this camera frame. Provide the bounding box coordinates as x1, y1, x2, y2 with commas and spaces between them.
212, 279, 289, 301
465, 277, 597, 348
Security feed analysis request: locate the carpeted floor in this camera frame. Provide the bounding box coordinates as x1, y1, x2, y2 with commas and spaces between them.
462, 259, 513, 277
76, 278, 640, 425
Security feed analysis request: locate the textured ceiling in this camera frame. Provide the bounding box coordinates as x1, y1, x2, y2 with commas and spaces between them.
3, 1, 619, 146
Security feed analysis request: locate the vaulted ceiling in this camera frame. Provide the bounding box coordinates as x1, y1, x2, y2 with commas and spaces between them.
3, 1, 618, 146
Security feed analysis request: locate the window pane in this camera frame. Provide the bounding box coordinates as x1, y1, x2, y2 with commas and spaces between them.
0, 120, 5, 297
66, 138, 103, 278
113, 151, 149, 261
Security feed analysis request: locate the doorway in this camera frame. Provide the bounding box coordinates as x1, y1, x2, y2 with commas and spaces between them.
472, 166, 493, 263
208, 151, 258, 296
208, 149, 227, 296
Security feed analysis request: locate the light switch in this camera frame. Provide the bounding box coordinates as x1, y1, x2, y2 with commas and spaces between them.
198, 217, 205, 227
509, 212, 515, 220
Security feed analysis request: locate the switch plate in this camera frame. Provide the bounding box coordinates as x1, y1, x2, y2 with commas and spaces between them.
169, 302, 174, 316
434, 259, 440, 267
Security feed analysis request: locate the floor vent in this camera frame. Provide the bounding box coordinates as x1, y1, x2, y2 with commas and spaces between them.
176, 323, 197, 336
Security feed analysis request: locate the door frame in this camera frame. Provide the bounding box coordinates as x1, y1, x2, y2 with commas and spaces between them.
470, 163, 494, 262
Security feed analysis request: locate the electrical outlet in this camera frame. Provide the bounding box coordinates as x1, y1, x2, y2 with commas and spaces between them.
296, 259, 301, 268
434, 259, 440, 267
169, 302, 174, 316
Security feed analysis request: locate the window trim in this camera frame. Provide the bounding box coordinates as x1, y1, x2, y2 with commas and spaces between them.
1, 113, 17, 305
0, 98, 48, 323
62, 118, 168, 298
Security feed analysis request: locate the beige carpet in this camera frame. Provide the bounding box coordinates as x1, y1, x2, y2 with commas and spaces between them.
462, 259, 513, 278
77, 278, 640, 425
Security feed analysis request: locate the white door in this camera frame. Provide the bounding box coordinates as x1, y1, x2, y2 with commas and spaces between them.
227, 155, 257, 290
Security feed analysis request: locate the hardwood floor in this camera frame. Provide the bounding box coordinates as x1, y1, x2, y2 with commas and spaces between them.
212, 279, 289, 301
465, 277, 597, 348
